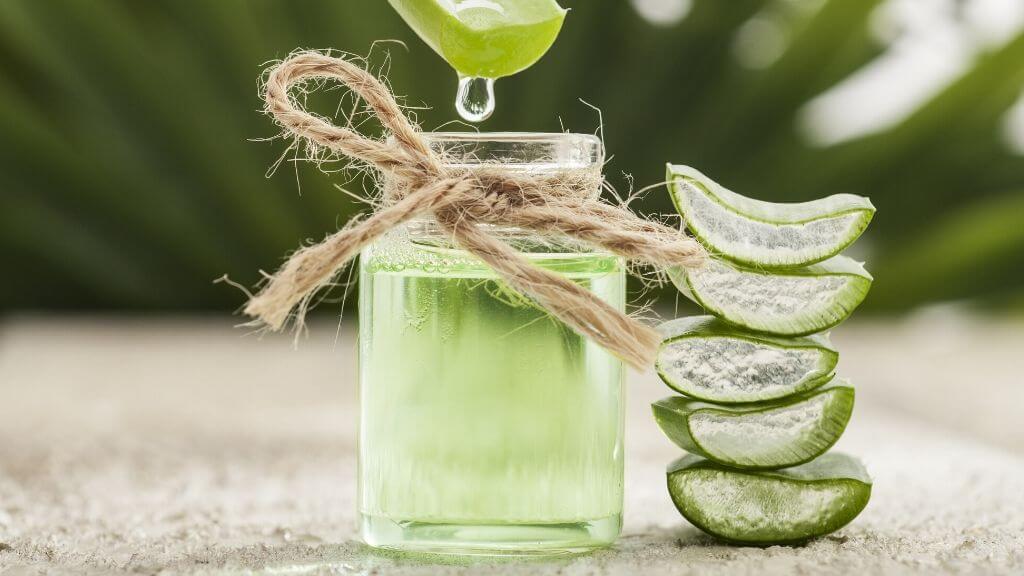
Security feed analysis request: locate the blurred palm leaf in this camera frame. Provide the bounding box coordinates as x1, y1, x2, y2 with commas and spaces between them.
0, 0, 1021, 312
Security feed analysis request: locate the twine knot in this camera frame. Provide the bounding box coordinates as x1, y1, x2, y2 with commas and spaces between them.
245, 51, 706, 369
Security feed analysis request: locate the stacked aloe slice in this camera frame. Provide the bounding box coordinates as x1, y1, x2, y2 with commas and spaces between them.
654, 165, 875, 545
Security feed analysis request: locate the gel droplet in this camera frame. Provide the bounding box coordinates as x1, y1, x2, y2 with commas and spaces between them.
455, 76, 495, 122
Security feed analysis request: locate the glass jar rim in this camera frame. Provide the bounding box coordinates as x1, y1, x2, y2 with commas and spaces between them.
420, 131, 603, 170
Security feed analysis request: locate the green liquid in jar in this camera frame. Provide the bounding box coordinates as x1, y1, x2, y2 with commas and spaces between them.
357, 225, 625, 555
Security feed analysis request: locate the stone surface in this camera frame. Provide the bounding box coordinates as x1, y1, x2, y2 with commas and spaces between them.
0, 314, 1022, 575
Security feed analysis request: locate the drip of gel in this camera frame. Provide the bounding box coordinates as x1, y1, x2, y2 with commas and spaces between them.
456, 76, 496, 122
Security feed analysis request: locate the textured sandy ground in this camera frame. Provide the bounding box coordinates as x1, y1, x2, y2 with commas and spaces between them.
0, 314, 1022, 575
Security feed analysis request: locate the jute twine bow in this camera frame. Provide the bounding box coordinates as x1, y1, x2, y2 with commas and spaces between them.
246, 51, 706, 369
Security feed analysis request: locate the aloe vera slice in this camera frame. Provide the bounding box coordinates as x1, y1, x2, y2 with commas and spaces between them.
669, 255, 872, 336
388, 0, 567, 79
655, 316, 837, 403
652, 380, 854, 469
667, 452, 872, 545
667, 165, 875, 269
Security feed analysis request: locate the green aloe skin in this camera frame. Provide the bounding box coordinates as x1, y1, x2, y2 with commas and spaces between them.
387, 0, 567, 78
652, 380, 855, 470
655, 315, 838, 403
669, 255, 873, 337
667, 453, 873, 546
667, 164, 875, 270
658, 165, 875, 546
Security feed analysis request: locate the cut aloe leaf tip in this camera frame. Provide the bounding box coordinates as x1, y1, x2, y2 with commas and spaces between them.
669, 255, 872, 337
667, 164, 875, 269
388, 0, 567, 79
667, 452, 872, 545
656, 315, 837, 403
653, 379, 854, 470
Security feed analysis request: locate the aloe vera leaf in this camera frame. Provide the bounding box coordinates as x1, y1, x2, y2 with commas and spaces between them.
669, 255, 872, 337
667, 164, 875, 269
653, 379, 854, 469
667, 452, 872, 545
388, 0, 566, 79
655, 315, 837, 403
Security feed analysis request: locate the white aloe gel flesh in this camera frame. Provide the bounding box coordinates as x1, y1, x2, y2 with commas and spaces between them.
656, 316, 836, 403
667, 453, 872, 544
670, 256, 873, 336
653, 381, 854, 469
667, 164, 875, 269
688, 386, 851, 467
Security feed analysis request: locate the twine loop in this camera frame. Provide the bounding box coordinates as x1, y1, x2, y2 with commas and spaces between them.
246, 51, 706, 369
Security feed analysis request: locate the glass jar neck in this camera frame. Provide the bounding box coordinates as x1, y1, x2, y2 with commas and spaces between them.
401, 218, 591, 254
394, 132, 606, 252
421, 132, 604, 171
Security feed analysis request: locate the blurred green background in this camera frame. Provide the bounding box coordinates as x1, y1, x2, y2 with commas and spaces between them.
1, 0, 1022, 315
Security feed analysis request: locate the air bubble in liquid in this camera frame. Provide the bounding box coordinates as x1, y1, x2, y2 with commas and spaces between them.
455, 76, 496, 123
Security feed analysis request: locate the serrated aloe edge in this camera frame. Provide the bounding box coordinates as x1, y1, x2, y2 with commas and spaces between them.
656, 315, 837, 403
667, 452, 872, 546
652, 379, 855, 470
667, 164, 875, 269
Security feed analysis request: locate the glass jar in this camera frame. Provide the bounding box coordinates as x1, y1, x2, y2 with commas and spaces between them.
357, 133, 625, 556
